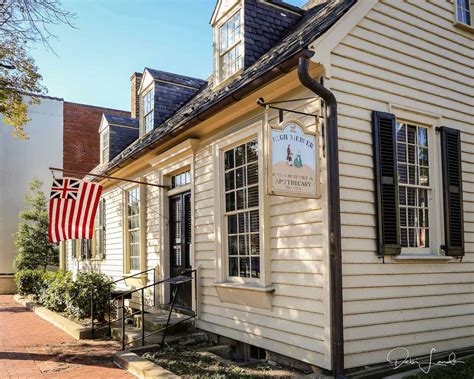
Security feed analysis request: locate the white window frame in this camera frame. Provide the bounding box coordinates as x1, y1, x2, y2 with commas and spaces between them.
101, 129, 109, 164
454, 0, 474, 31
213, 121, 270, 286
218, 9, 243, 82
124, 185, 145, 273
396, 119, 444, 256
94, 198, 105, 259
143, 87, 154, 135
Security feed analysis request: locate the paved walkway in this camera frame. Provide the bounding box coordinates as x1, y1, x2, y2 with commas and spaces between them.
0, 295, 133, 378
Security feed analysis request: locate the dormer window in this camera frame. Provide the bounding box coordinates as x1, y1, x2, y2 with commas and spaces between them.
219, 10, 242, 81
143, 88, 154, 134
101, 129, 109, 163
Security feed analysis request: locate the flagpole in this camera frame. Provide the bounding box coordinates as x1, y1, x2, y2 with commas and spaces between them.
49, 167, 170, 189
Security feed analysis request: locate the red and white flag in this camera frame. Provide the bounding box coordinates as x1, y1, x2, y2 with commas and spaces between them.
48, 177, 103, 243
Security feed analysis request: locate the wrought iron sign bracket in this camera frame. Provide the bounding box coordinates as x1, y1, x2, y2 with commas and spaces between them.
257, 97, 322, 123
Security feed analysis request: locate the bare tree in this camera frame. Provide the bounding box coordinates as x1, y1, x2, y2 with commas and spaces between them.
0, 0, 75, 50
0, 0, 75, 138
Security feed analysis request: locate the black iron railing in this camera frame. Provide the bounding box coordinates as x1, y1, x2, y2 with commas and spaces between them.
90, 267, 156, 339
90, 268, 197, 350
117, 269, 197, 350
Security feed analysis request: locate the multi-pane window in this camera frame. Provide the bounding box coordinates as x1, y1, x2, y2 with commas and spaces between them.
127, 187, 140, 270
224, 140, 260, 278
101, 130, 109, 163
219, 11, 242, 81
94, 199, 105, 259
397, 123, 430, 248
456, 0, 472, 25
80, 240, 92, 260
171, 170, 191, 189
143, 88, 154, 134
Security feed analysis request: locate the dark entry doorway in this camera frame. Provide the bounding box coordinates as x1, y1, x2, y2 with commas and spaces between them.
169, 191, 192, 309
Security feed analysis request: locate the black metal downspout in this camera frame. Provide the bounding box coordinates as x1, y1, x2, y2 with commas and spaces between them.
298, 49, 344, 379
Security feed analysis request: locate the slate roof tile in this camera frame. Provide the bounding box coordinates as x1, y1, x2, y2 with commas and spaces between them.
103, 114, 139, 128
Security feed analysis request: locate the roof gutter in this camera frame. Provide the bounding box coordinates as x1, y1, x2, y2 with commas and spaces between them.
298, 49, 344, 378
105, 49, 308, 177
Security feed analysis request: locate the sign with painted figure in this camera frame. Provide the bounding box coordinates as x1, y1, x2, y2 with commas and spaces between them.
268, 120, 319, 198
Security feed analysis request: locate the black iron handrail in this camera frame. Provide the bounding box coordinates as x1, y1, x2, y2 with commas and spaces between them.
90, 267, 157, 339
117, 269, 197, 350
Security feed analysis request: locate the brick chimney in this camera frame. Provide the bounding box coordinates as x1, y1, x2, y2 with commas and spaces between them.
130, 72, 143, 119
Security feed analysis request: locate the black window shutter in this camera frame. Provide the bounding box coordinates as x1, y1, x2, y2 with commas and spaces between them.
372, 111, 401, 255
440, 127, 464, 256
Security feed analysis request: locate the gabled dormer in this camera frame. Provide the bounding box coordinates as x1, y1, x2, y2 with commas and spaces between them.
137, 68, 207, 136
99, 114, 139, 164
211, 0, 304, 86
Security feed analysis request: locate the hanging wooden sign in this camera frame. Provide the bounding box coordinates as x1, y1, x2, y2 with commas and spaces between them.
267, 119, 320, 198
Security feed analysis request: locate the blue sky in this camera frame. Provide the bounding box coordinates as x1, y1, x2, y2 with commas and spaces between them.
33, 0, 306, 111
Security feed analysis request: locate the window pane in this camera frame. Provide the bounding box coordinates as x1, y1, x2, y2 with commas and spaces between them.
399, 187, 406, 206
408, 145, 416, 164
408, 165, 417, 185
229, 257, 238, 276
420, 167, 429, 186
246, 141, 258, 162
397, 144, 406, 162
238, 212, 247, 233
247, 163, 258, 185
407, 188, 416, 206
235, 144, 245, 166
248, 186, 259, 208
398, 164, 407, 184
249, 210, 259, 232
225, 150, 234, 170
236, 167, 245, 188
250, 234, 259, 255
239, 235, 247, 255
251, 257, 260, 278
226, 192, 235, 212
236, 189, 246, 210
418, 128, 428, 146
228, 236, 238, 255
225, 171, 235, 191
239, 258, 250, 277
397, 123, 406, 142
228, 215, 237, 234
407, 125, 417, 144
131, 257, 140, 271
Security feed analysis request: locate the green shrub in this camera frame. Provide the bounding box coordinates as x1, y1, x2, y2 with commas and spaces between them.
66, 271, 113, 322
40, 271, 73, 312
15, 269, 45, 296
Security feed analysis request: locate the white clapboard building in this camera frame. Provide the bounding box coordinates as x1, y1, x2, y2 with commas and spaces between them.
63, 0, 474, 374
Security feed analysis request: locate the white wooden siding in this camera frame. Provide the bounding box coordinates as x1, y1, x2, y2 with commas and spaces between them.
330, 0, 474, 368
194, 89, 331, 368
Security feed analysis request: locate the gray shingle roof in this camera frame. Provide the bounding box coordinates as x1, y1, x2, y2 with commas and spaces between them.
145, 68, 207, 89
103, 114, 139, 128
92, 0, 356, 177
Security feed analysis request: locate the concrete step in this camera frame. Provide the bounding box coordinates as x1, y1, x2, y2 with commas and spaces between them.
111, 324, 165, 348
134, 310, 194, 333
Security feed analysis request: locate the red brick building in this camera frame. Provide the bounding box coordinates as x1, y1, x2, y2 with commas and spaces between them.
63, 102, 129, 177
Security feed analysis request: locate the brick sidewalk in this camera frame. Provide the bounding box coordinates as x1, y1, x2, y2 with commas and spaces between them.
0, 295, 133, 378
